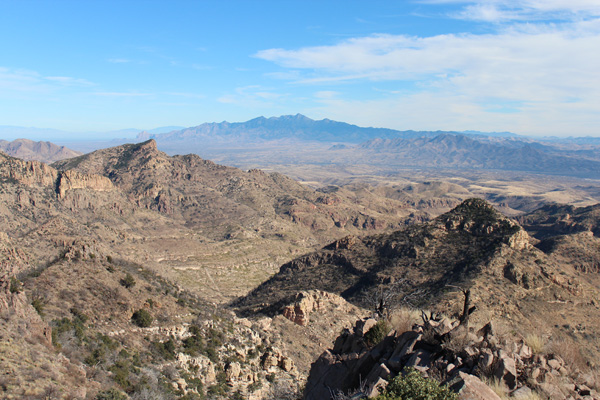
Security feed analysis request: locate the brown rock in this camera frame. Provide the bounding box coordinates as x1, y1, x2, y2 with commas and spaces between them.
225, 362, 241, 382
366, 377, 388, 398
548, 359, 562, 370
279, 357, 294, 372
452, 372, 503, 400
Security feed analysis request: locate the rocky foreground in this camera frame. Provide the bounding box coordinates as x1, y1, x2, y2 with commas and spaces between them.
304, 300, 599, 400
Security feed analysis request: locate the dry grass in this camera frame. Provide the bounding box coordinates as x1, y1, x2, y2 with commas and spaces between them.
581, 368, 600, 391
482, 377, 508, 399
525, 334, 545, 354
517, 391, 543, 400
546, 337, 588, 372
390, 307, 419, 335
482, 378, 543, 400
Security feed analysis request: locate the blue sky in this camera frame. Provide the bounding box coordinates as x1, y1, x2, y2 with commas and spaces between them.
1, 0, 600, 138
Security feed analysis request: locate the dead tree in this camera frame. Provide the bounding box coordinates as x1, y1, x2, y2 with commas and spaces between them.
440, 289, 476, 343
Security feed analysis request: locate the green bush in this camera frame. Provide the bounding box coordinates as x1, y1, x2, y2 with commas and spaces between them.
364, 319, 391, 347
375, 368, 458, 400
131, 308, 153, 327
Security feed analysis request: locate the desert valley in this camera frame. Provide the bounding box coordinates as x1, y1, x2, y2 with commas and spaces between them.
1, 116, 600, 400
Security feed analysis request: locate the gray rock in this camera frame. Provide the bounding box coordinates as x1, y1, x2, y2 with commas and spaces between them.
387, 331, 420, 370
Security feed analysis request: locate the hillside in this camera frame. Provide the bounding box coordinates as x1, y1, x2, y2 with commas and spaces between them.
234, 199, 600, 364
3, 140, 600, 399
0, 139, 444, 304
0, 138, 82, 163
516, 203, 600, 238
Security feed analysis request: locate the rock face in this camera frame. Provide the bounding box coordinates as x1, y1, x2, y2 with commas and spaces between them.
56, 170, 114, 198
282, 290, 352, 326
0, 153, 58, 186
0, 151, 114, 199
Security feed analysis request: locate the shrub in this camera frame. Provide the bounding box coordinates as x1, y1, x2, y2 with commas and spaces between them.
131, 309, 153, 327
9, 277, 22, 294
120, 273, 136, 289
151, 338, 176, 360
375, 368, 458, 400
96, 388, 127, 400
31, 297, 46, 317
364, 319, 391, 347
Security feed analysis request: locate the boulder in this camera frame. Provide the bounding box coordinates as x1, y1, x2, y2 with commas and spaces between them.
451, 372, 503, 400
494, 352, 518, 390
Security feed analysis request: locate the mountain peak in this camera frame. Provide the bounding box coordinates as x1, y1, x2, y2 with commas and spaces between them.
438, 198, 522, 239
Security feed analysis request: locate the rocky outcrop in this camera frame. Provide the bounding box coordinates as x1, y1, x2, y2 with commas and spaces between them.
56, 170, 114, 198
282, 290, 354, 326
0, 154, 58, 186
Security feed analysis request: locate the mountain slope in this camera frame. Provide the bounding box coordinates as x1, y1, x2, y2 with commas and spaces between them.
0, 138, 82, 163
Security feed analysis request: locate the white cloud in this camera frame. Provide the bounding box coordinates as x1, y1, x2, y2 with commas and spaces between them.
424, 0, 600, 22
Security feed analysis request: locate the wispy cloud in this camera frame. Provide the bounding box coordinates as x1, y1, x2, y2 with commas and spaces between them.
93, 92, 152, 97
218, 86, 287, 107
45, 76, 94, 86
0, 67, 94, 95
107, 58, 131, 64
423, 0, 600, 22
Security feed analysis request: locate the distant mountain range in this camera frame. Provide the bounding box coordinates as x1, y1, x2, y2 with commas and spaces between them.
3, 115, 600, 179
347, 133, 600, 178
137, 114, 523, 144
135, 115, 599, 179
0, 125, 184, 141
0, 138, 82, 163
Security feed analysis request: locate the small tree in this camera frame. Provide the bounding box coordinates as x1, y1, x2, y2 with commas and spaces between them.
120, 273, 136, 289
364, 319, 391, 347
131, 308, 153, 327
